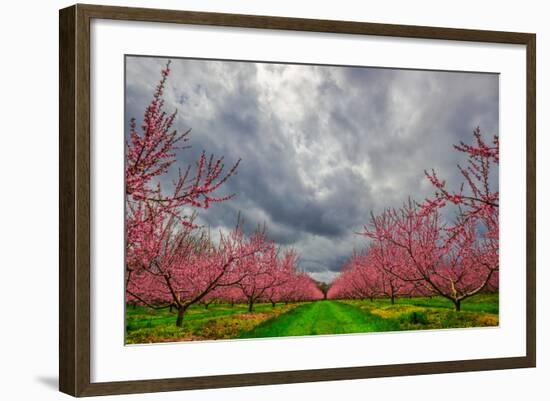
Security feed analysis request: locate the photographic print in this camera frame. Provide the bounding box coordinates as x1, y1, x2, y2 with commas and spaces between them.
124, 56, 499, 344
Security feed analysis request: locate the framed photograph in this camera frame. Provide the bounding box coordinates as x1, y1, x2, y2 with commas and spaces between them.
59, 4, 536, 397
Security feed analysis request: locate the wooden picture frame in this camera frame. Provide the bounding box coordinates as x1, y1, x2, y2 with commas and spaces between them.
59, 3, 536, 397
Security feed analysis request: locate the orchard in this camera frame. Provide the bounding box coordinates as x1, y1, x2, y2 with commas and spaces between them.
125, 63, 499, 343
331, 127, 499, 311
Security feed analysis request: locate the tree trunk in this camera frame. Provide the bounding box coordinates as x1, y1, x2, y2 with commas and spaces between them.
391, 295, 395, 305
248, 299, 254, 312
454, 300, 461, 311
271, 301, 276, 308
176, 306, 187, 327
370, 296, 373, 302
132, 303, 137, 309
169, 304, 174, 313
204, 303, 209, 309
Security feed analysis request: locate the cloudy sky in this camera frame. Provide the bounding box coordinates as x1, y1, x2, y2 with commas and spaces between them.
125, 56, 499, 283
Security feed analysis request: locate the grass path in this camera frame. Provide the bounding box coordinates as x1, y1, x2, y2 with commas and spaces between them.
240, 300, 399, 338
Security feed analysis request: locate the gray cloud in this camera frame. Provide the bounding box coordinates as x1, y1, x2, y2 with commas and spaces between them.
125, 56, 499, 282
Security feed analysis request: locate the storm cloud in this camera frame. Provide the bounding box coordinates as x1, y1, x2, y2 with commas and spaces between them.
125, 56, 499, 283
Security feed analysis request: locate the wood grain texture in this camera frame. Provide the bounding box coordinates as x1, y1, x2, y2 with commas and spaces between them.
59, 5, 76, 396
58, 3, 537, 397
78, 3, 533, 43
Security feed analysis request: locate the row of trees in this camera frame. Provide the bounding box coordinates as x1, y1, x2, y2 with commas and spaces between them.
125, 61, 499, 328
327, 250, 431, 304
125, 62, 322, 327
127, 224, 323, 326
329, 128, 499, 311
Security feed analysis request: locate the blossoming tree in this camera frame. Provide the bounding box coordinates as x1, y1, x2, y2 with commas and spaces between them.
125, 61, 240, 308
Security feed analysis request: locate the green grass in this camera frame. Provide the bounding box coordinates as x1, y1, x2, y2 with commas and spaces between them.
125, 302, 301, 344
343, 293, 499, 331
126, 293, 499, 343
240, 300, 400, 338
390, 293, 499, 314
126, 303, 261, 331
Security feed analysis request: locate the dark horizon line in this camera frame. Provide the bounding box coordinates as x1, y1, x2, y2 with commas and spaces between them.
125, 53, 500, 76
